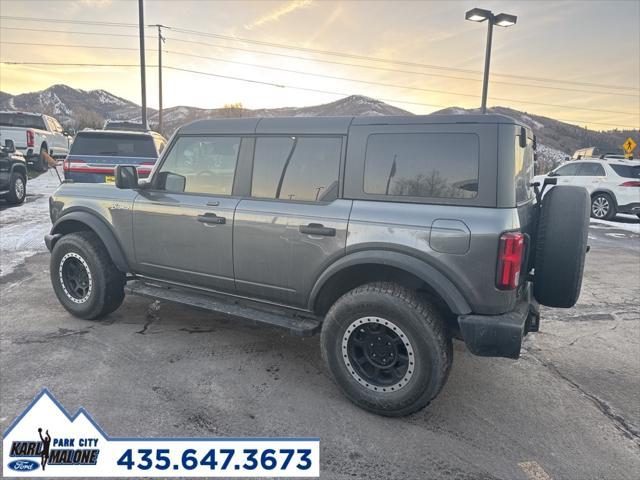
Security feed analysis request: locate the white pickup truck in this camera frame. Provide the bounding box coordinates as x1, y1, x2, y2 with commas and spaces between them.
0, 111, 73, 171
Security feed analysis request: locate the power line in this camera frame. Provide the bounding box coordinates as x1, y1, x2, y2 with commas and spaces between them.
1, 15, 637, 92
2, 26, 637, 99
0, 40, 151, 52
1, 40, 635, 116
164, 28, 640, 92
165, 50, 638, 116
0, 15, 137, 27
0, 25, 151, 39
166, 65, 639, 128
2, 62, 153, 67
3, 61, 637, 129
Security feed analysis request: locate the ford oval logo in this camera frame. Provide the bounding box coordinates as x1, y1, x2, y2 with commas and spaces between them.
8, 459, 39, 471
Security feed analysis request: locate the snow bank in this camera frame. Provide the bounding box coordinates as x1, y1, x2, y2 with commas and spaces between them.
590, 215, 640, 234
0, 169, 61, 276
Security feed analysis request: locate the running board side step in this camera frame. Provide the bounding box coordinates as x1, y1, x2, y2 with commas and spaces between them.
125, 280, 322, 337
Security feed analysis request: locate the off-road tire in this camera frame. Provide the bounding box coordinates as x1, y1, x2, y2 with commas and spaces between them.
321, 282, 452, 417
534, 186, 589, 308
590, 192, 616, 220
50, 231, 125, 320
33, 145, 48, 172
5, 171, 26, 205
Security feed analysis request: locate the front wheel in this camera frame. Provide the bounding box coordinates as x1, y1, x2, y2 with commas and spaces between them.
50, 231, 125, 320
321, 282, 452, 416
5, 171, 26, 204
591, 192, 616, 220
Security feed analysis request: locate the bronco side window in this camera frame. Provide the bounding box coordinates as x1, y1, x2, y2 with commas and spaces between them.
364, 133, 479, 199
251, 136, 342, 202
156, 136, 240, 196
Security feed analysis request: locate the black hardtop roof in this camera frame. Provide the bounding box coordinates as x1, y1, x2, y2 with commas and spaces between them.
178, 114, 521, 135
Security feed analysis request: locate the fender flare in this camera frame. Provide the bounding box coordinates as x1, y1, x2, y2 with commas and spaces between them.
308, 250, 472, 315
49, 211, 129, 273
9, 162, 27, 177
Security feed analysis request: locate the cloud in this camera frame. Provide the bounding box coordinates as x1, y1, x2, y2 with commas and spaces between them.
244, 0, 313, 30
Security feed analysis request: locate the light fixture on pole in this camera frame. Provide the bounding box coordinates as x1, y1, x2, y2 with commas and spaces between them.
465, 7, 517, 114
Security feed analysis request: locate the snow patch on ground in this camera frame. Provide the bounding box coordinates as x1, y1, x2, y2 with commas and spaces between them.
0, 169, 61, 277
590, 215, 640, 234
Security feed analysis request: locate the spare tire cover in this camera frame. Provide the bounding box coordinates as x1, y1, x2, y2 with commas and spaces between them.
533, 186, 590, 308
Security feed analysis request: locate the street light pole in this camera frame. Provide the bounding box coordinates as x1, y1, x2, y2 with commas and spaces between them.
465, 8, 517, 114
480, 18, 494, 114
138, 0, 147, 128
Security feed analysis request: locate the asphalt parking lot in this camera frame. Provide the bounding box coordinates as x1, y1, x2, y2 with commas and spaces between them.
1, 180, 639, 479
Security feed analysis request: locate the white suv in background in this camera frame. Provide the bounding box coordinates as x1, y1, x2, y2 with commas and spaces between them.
535, 159, 640, 220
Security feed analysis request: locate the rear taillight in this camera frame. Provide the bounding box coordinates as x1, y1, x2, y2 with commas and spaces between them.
496, 232, 525, 290
63, 159, 86, 171
26, 130, 34, 148
137, 161, 156, 174
620, 181, 640, 187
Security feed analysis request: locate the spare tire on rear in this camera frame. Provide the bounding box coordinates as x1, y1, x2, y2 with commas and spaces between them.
533, 186, 589, 308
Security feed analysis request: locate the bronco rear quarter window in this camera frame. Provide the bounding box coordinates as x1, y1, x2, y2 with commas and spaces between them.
363, 133, 479, 199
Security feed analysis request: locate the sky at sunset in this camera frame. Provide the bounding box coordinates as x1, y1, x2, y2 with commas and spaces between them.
0, 0, 638, 130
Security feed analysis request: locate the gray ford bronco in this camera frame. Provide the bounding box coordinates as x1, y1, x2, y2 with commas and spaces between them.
45, 115, 589, 416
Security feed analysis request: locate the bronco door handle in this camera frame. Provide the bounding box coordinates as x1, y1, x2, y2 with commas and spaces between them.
198, 213, 226, 225
299, 223, 336, 236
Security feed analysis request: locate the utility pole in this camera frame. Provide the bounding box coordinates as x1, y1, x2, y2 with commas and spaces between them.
149, 24, 169, 133
138, 0, 147, 128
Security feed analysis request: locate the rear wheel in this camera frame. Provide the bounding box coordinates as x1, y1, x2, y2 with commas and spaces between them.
50, 231, 125, 319
321, 282, 452, 416
5, 171, 26, 204
591, 192, 616, 220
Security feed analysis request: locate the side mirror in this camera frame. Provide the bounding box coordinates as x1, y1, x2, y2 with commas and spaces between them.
3, 139, 16, 153
519, 127, 527, 148
548, 171, 558, 177
115, 165, 139, 189
532, 135, 537, 151
63, 128, 76, 137
156, 171, 186, 193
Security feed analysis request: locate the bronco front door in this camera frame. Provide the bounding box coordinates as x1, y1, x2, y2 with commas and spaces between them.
132, 135, 244, 292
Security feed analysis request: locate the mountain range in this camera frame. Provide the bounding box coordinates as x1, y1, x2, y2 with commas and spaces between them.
1, 84, 637, 171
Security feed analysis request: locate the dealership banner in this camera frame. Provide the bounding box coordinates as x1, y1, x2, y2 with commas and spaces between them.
2, 389, 319, 477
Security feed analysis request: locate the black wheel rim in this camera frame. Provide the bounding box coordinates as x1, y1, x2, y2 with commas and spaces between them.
343, 317, 415, 391
59, 253, 92, 302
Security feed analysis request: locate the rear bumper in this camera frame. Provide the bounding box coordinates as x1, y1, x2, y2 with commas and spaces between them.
617, 202, 640, 215
457, 284, 539, 359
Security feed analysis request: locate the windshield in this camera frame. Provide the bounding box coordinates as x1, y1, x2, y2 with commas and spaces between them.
0, 113, 46, 130
70, 133, 157, 157
610, 164, 640, 179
